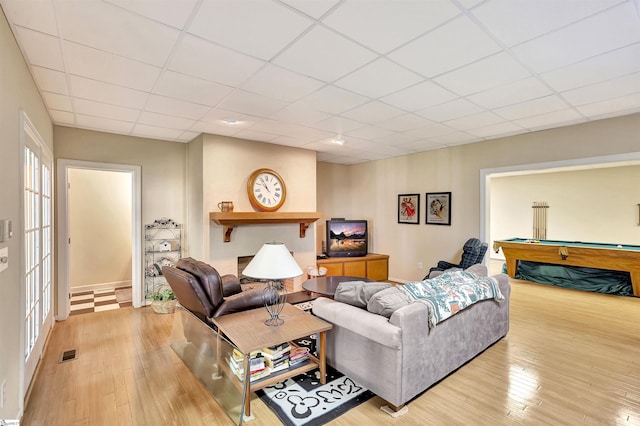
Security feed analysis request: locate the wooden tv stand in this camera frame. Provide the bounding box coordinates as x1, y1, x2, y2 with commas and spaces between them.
317, 253, 389, 281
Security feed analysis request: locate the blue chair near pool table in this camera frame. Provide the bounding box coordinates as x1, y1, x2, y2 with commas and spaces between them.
425, 238, 489, 279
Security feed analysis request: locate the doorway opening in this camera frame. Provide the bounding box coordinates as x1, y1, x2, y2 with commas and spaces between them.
57, 160, 142, 320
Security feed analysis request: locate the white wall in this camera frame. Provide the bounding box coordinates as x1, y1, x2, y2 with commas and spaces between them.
0, 6, 53, 419
318, 113, 640, 283
68, 169, 132, 288
490, 165, 640, 247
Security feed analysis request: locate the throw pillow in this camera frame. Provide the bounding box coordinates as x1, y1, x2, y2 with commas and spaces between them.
334, 281, 391, 308
366, 286, 411, 318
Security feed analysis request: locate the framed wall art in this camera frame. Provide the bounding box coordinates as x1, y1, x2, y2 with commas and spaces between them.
398, 194, 420, 224
425, 192, 451, 225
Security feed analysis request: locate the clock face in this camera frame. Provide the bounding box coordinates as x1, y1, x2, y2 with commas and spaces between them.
247, 169, 286, 212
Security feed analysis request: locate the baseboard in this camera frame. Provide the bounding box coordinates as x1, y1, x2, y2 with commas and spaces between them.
71, 280, 132, 293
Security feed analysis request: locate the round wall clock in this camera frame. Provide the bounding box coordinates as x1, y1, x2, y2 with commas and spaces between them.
247, 168, 286, 212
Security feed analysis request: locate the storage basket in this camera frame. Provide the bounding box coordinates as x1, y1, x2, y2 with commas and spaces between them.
151, 299, 177, 314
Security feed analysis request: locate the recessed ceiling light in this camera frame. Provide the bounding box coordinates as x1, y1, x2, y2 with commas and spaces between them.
333, 139, 346, 146
223, 118, 239, 125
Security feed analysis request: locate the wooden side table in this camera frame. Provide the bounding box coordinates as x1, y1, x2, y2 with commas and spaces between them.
212, 304, 333, 417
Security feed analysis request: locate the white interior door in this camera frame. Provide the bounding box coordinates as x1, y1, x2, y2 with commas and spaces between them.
21, 112, 53, 396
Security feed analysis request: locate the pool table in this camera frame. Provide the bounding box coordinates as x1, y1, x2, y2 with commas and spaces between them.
493, 238, 640, 297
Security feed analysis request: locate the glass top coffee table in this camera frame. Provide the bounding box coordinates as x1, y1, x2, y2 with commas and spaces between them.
302, 275, 374, 297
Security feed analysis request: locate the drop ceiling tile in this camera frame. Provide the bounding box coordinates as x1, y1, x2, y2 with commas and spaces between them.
514, 109, 585, 130
42, 92, 72, 111
495, 95, 568, 120
177, 131, 200, 142
273, 25, 377, 82
131, 124, 183, 140
562, 73, 640, 106
189, 121, 239, 137
57, 1, 180, 67
467, 77, 552, 109
145, 94, 211, 120
345, 126, 396, 140
217, 90, 288, 118
14, 27, 64, 70
377, 114, 434, 132
512, 2, 640, 73
69, 75, 149, 109
430, 131, 480, 145
444, 111, 504, 131
269, 135, 311, 147
242, 65, 325, 102
404, 121, 456, 139
340, 101, 405, 124
75, 114, 135, 134
434, 52, 531, 96
49, 109, 74, 125
322, 0, 459, 53
65, 42, 162, 92
270, 103, 331, 125
74, 98, 140, 122
311, 116, 367, 134
465, 121, 525, 138
31, 66, 68, 95
199, 109, 259, 128
416, 98, 483, 122
395, 138, 444, 152
335, 58, 423, 99
577, 93, 640, 118
381, 80, 458, 111
233, 129, 279, 142
1, 0, 58, 35
280, 0, 340, 19
169, 34, 266, 87
389, 15, 501, 78
297, 85, 369, 114
472, 0, 623, 46
373, 132, 419, 146
188, 0, 312, 60
457, 0, 484, 9
104, 0, 199, 29
249, 120, 331, 142
153, 71, 233, 107
138, 111, 196, 130
541, 44, 640, 92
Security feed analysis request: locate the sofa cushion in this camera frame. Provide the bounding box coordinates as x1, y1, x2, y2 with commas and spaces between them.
334, 281, 391, 308
367, 286, 412, 318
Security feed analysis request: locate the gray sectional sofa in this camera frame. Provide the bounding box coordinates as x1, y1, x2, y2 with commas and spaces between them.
312, 266, 510, 410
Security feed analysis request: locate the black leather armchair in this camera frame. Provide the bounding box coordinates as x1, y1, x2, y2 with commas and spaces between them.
425, 238, 488, 279
162, 257, 265, 327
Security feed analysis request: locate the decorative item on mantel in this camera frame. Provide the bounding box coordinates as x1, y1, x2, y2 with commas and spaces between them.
242, 242, 303, 326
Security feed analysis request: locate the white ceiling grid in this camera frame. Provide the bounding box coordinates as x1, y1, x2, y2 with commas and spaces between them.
1, 0, 639, 164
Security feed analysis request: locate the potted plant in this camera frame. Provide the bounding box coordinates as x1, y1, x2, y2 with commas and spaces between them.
150, 286, 177, 314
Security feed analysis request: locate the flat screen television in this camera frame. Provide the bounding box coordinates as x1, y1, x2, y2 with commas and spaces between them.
326, 219, 368, 258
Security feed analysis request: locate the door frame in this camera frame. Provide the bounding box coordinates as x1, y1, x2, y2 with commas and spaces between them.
57, 159, 142, 320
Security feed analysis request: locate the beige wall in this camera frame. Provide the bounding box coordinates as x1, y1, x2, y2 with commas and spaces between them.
189, 135, 318, 291
491, 165, 640, 247
318, 113, 640, 283
68, 169, 132, 288
185, 135, 204, 259
0, 6, 53, 419
54, 127, 187, 226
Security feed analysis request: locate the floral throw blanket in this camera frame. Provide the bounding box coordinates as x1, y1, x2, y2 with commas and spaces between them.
399, 271, 504, 328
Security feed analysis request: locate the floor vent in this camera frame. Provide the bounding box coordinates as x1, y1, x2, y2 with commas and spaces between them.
59, 349, 78, 363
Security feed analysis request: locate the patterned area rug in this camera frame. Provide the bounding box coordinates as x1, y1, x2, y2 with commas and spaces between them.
256, 366, 374, 426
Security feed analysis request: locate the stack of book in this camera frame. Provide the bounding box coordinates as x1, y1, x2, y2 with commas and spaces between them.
262, 343, 291, 374
228, 349, 271, 382
289, 346, 310, 367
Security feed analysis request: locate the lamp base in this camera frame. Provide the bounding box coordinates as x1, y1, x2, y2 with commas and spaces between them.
264, 316, 284, 327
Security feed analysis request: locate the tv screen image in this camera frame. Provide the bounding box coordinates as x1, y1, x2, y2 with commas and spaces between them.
326, 220, 368, 257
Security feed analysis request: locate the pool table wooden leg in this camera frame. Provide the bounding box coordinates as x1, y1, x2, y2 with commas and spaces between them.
630, 271, 640, 297
505, 258, 518, 278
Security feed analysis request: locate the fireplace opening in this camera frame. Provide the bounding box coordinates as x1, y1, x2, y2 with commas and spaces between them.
237, 254, 294, 292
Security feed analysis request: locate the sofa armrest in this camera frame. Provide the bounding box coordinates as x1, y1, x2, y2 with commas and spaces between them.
221, 274, 242, 296
312, 298, 401, 349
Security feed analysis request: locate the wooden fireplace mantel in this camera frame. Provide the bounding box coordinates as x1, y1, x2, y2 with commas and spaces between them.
210, 212, 322, 242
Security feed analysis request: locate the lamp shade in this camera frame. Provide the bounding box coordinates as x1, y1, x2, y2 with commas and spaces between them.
242, 242, 303, 280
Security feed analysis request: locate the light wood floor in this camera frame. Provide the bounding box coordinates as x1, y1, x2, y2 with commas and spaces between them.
22, 278, 640, 425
